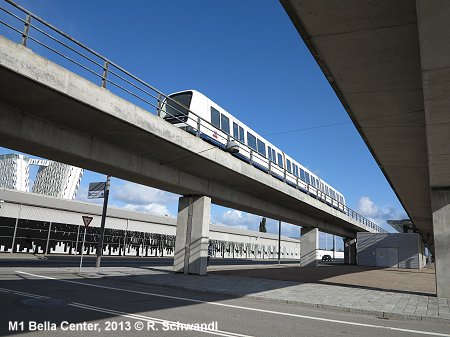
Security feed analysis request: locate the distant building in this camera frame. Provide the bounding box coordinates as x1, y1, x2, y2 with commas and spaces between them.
0, 153, 83, 199
0, 154, 30, 192
32, 161, 83, 199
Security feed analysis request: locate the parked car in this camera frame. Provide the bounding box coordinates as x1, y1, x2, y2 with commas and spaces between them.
322, 254, 333, 262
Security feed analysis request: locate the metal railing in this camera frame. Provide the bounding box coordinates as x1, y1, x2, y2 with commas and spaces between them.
0, 0, 387, 233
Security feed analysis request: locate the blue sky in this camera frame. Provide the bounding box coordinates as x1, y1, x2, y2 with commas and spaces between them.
0, 0, 406, 249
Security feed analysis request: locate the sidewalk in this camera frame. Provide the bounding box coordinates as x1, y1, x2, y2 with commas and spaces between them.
57, 264, 449, 324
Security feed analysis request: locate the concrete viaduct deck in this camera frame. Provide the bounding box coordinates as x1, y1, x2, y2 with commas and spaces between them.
280, 0, 450, 297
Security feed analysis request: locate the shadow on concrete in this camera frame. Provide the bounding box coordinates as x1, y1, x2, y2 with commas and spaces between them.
209, 264, 437, 296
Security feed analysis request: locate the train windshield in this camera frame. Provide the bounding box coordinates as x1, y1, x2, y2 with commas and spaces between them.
162, 92, 192, 123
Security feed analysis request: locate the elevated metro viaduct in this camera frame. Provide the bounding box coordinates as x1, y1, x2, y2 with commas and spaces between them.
280, 0, 450, 297
0, 31, 378, 274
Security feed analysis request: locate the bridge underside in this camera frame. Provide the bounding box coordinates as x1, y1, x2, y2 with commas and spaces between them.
0, 36, 371, 239
280, 0, 450, 296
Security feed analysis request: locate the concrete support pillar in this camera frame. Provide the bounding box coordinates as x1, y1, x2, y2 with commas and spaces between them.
173, 195, 210, 275
343, 238, 357, 265
300, 227, 319, 267
432, 190, 450, 298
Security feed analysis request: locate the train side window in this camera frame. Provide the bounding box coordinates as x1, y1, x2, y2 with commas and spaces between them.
325, 186, 329, 195
211, 107, 220, 129
305, 172, 310, 184
272, 149, 276, 162
221, 114, 230, 134
286, 159, 291, 173
300, 168, 305, 181
277, 153, 283, 168
239, 126, 245, 142
268, 146, 273, 161
247, 132, 257, 151
233, 122, 238, 139
257, 139, 266, 157
293, 164, 298, 177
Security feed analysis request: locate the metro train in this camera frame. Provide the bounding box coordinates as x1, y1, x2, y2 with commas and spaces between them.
160, 90, 346, 210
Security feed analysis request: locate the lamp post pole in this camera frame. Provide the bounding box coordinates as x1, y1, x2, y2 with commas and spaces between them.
278, 220, 281, 264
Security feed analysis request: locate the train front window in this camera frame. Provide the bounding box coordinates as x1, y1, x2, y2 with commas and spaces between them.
211, 107, 220, 129
163, 92, 192, 123
247, 132, 257, 151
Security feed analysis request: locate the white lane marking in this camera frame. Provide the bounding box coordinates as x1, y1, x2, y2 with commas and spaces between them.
16, 270, 450, 337
0, 284, 254, 337
69, 302, 254, 337
0, 286, 48, 299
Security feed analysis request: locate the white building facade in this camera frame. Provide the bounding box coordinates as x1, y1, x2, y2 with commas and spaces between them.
0, 154, 30, 192
0, 153, 82, 199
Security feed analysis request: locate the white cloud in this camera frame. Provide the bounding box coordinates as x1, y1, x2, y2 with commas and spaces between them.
123, 203, 172, 217
75, 181, 177, 216
213, 210, 260, 231
357, 196, 407, 231
358, 196, 379, 218
213, 209, 300, 238
113, 182, 178, 205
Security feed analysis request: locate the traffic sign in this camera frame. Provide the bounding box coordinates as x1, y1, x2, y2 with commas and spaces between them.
88, 182, 106, 199
82, 216, 93, 227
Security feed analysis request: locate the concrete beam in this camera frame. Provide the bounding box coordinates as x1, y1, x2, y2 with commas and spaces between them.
300, 227, 319, 267
174, 196, 210, 275
431, 190, 450, 298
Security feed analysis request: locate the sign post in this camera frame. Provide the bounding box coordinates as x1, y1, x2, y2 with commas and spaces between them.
79, 216, 93, 272
96, 176, 110, 268
88, 177, 111, 268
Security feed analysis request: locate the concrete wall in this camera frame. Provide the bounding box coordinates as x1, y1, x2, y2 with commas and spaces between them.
357, 233, 424, 269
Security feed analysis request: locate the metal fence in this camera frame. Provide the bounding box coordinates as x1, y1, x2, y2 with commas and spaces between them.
0, 215, 176, 257
0, 0, 386, 234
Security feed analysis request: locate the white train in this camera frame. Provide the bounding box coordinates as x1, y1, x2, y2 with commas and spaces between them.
160, 90, 346, 210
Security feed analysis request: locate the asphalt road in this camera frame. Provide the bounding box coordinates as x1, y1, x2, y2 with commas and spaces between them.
0, 267, 449, 337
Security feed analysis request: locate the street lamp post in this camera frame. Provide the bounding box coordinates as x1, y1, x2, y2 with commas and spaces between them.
278, 220, 281, 264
